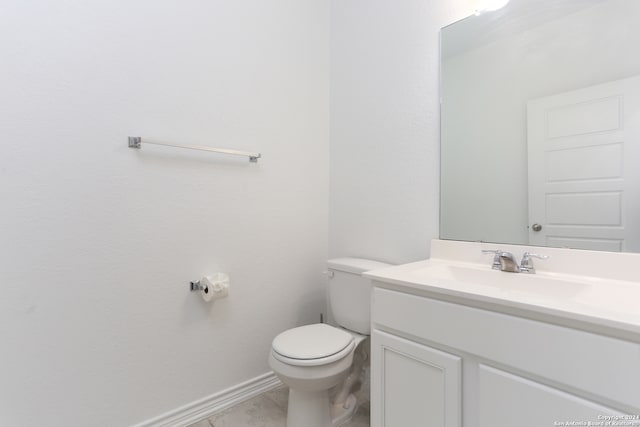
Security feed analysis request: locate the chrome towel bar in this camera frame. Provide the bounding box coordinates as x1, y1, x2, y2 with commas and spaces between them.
128, 137, 261, 163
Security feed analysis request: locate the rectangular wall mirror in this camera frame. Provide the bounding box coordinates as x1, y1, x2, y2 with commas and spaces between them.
440, 0, 640, 253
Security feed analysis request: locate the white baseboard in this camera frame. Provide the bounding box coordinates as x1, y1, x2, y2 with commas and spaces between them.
133, 372, 283, 427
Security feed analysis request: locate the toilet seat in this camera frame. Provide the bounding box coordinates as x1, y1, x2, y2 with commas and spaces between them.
271, 324, 355, 367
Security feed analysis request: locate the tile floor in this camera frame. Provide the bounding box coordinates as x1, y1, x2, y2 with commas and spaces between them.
188, 386, 370, 427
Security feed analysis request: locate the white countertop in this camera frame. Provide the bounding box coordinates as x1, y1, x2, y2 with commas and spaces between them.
365, 240, 640, 342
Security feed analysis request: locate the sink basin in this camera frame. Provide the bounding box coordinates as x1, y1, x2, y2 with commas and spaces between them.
409, 262, 587, 299
406, 261, 640, 314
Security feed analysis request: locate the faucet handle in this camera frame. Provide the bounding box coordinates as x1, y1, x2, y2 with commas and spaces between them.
481, 249, 502, 270
520, 252, 549, 273
522, 252, 549, 261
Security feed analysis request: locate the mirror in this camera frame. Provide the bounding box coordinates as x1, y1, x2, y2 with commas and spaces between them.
440, 0, 640, 252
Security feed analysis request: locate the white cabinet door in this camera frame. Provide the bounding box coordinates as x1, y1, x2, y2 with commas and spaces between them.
371, 330, 461, 427
478, 364, 623, 427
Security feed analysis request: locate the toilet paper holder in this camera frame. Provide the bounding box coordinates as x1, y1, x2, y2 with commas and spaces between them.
189, 274, 230, 301
189, 280, 204, 292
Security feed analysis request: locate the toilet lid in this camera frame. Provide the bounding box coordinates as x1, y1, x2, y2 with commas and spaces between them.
272, 324, 354, 360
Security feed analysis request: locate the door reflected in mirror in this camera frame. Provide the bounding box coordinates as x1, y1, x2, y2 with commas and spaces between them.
440, 0, 640, 252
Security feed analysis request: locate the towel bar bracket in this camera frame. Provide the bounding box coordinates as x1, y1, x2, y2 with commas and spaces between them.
128, 136, 142, 149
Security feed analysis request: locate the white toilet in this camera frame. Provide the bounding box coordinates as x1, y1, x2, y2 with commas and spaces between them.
268, 258, 391, 427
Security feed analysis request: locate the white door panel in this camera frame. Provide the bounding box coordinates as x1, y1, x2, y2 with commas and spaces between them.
527, 75, 640, 251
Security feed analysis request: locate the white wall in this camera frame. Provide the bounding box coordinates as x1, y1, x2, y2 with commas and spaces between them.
328, 0, 471, 265
0, 1, 329, 426
440, 0, 640, 244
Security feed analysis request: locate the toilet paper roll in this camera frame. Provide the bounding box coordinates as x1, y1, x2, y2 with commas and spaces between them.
200, 273, 230, 302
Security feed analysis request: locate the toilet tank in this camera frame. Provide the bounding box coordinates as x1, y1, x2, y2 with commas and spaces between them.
327, 258, 392, 335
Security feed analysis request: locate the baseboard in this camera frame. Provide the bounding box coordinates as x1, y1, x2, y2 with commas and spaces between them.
133, 372, 283, 427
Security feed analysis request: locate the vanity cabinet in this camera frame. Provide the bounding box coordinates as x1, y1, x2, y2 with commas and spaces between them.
370, 285, 640, 427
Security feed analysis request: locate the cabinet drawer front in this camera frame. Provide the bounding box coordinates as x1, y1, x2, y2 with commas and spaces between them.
478, 364, 623, 427
372, 286, 640, 409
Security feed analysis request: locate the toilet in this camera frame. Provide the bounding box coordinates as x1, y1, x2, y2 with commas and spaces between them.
268, 258, 391, 427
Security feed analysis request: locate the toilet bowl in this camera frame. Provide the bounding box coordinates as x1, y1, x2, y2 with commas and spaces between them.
269, 324, 368, 427
268, 258, 391, 427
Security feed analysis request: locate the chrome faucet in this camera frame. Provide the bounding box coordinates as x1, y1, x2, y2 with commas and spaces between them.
482, 249, 548, 274
482, 250, 520, 272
